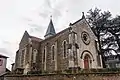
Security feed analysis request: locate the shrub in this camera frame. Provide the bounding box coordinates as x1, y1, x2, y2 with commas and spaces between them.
27, 71, 42, 74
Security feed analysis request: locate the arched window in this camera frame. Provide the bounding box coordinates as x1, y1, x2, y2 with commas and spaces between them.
51, 45, 55, 60
63, 40, 67, 58
43, 46, 47, 70
33, 49, 37, 63
43, 48, 46, 62
21, 49, 25, 66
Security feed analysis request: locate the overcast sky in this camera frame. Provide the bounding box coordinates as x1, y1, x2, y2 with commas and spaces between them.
0, 0, 120, 70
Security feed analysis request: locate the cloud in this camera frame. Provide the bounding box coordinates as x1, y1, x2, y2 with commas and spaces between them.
44, 0, 52, 9
20, 0, 63, 38
0, 46, 14, 57
37, 0, 62, 19
29, 24, 45, 33
0, 39, 17, 57
0, 40, 16, 70
0, 48, 9, 55
39, 12, 48, 18
1, 40, 11, 45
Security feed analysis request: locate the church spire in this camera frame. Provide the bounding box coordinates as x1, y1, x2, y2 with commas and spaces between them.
44, 16, 56, 39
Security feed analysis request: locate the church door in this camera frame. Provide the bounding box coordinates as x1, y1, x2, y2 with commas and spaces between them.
84, 54, 91, 69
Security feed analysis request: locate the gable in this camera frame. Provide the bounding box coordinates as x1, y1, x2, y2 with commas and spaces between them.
70, 18, 97, 40
82, 18, 97, 40
19, 31, 30, 47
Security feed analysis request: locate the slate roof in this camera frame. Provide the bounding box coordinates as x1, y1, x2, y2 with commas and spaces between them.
0, 54, 8, 58
30, 36, 43, 42
20, 30, 43, 43
44, 19, 56, 37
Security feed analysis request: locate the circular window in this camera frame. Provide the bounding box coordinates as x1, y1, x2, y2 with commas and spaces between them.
81, 31, 90, 45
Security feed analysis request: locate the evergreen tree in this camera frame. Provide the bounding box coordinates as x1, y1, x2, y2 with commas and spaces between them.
86, 8, 120, 67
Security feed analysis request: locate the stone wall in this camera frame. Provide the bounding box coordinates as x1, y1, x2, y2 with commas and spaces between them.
2, 73, 120, 80
71, 19, 102, 68
39, 28, 70, 72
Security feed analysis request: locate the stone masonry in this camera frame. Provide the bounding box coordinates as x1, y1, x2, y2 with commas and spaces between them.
14, 13, 103, 74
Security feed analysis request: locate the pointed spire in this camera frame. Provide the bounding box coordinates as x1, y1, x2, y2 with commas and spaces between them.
50, 15, 52, 19
82, 12, 85, 19
44, 17, 56, 39
24, 30, 29, 37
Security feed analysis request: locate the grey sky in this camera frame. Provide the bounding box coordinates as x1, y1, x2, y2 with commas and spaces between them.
0, 0, 120, 70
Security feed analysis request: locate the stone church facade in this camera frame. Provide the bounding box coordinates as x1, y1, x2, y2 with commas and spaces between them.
14, 13, 103, 74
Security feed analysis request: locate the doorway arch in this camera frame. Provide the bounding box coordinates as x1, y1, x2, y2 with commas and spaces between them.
84, 54, 91, 69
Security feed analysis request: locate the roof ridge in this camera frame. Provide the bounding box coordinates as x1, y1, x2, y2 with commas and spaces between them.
0, 54, 8, 58
70, 12, 85, 25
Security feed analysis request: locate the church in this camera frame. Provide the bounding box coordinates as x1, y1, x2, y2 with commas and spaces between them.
14, 13, 103, 74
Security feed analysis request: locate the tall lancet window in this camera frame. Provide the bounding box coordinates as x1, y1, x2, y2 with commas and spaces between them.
63, 40, 67, 58
51, 45, 55, 60
33, 49, 37, 63
43, 48, 45, 62
43, 46, 47, 71
21, 49, 25, 67
74, 33, 79, 54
